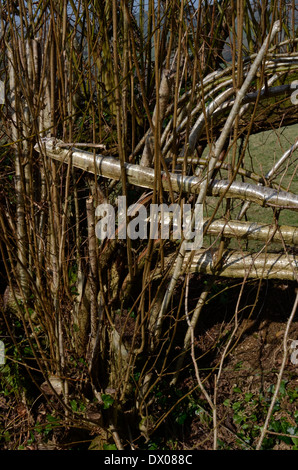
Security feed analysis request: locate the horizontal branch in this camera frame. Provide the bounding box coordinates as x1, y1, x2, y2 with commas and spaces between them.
170, 249, 298, 281
206, 219, 298, 246
35, 138, 298, 212
209, 179, 298, 211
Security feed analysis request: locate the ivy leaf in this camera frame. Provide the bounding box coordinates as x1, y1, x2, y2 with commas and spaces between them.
102, 394, 114, 410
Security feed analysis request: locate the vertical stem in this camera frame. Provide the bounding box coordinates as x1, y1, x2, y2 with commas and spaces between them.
172, 0, 184, 172
8, 48, 29, 298
86, 194, 99, 347
112, 0, 133, 282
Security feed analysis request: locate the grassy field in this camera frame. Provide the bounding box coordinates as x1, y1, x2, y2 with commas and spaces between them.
202, 123, 298, 252
245, 123, 298, 227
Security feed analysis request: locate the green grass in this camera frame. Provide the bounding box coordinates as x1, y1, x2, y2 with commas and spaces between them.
201, 124, 298, 252
245, 124, 298, 227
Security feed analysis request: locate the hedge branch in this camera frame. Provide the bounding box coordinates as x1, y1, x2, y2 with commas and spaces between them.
34, 138, 298, 212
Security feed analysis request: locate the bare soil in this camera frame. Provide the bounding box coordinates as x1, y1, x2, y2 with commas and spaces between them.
0, 278, 297, 450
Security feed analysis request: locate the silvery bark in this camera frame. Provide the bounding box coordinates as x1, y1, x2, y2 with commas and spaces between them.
8, 48, 29, 298
35, 138, 298, 211
154, 20, 282, 338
